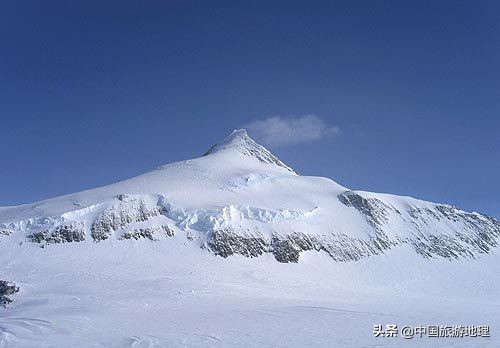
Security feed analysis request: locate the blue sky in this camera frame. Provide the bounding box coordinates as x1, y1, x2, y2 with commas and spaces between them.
0, 0, 499, 217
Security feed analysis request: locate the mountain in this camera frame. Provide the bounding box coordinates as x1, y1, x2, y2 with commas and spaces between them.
1, 130, 499, 348
1, 129, 499, 263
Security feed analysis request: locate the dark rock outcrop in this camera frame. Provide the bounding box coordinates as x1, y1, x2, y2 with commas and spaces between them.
272, 233, 320, 263
91, 198, 161, 241
411, 205, 500, 258
120, 225, 174, 241
28, 222, 85, 246
207, 228, 268, 258
0, 280, 19, 307
1, 229, 13, 236
338, 191, 396, 229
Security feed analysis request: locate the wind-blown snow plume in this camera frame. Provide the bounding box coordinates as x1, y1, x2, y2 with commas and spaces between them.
243, 114, 340, 147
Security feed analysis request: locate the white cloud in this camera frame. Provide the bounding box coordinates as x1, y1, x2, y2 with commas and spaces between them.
243, 114, 339, 147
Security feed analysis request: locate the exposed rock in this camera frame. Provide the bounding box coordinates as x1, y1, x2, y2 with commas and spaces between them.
1, 229, 13, 236
272, 236, 301, 263
0, 229, 13, 242
413, 234, 473, 259
272, 233, 320, 263
120, 225, 174, 241
288, 232, 321, 252
91, 198, 161, 242
28, 222, 85, 246
163, 225, 175, 237
436, 205, 462, 222
437, 205, 500, 239
122, 228, 158, 241
207, 228, 268, 258
409, 205, 500, 258
338, 191, 394, 229
2, 190, 499, 263
0, 280, 19, 307
408, 207, 441, 221
319, 233, 392, 262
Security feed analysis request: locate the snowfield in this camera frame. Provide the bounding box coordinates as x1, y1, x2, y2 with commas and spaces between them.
1, 242, 499, 348
0, 129, 499, 347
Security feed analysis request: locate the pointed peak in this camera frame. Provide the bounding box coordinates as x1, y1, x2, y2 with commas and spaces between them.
227, 128, 249, 140
203, 129, 296, 174
202, 129, 252, 155
215, 128, 251, 148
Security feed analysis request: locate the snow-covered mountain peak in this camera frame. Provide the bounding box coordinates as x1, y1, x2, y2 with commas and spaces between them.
203, 129, 296, 173
216, 128, 250, 145
1, 129, 499, 265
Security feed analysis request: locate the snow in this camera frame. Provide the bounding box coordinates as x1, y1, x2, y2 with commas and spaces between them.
0, 129, 499, 347
1, 241, 499, 347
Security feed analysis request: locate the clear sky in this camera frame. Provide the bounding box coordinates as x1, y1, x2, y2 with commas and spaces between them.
1, 0, 499, 217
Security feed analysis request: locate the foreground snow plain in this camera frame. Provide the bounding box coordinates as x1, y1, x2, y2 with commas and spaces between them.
1, 240, 499, 347
1, 129, 499, 347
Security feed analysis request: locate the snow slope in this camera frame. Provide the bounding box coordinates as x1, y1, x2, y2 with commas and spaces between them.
0, 129, 499, 347
1, 129, 498, 262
